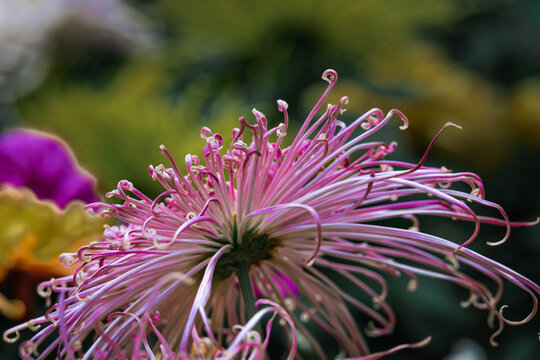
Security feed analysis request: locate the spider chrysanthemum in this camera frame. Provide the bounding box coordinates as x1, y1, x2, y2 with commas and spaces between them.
4, 69, 539, 359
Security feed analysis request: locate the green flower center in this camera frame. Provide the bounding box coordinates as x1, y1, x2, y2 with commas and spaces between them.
213, 227, 281, 282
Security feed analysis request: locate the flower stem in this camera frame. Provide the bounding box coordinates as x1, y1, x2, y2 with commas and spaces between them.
235, 262, 257, 321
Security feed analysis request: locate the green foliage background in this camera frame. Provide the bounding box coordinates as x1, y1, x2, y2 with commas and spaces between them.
1, 0, 539, 358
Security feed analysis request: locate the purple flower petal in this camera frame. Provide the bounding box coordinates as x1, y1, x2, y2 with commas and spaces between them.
0, 129, 99, 207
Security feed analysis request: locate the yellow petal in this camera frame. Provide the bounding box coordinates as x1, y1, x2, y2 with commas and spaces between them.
0, 185, 107, 280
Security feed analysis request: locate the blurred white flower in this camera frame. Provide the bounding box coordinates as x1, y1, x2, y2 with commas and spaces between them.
0, 0, 157, 101
443, 338, 487, 360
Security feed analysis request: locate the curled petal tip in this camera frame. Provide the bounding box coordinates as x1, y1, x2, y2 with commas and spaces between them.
75, 294, 89, 302
388, 109, 409, 130
277, 99, 288, 111
338, 96, 350, 114
26, 320, 41, 332
499, 303, 537, 326
486, 238, 508, 247
322, 69, 338, 84
153, 238, 170, 250
489, 332, 500, 347
59, 253, 78, 268
86, 208, 95, 217
444, 122, 463, 130
416, 336, 432, 348
3, 330, 20, 343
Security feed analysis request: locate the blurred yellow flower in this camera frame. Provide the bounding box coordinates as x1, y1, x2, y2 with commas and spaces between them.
0, 185, 106, 319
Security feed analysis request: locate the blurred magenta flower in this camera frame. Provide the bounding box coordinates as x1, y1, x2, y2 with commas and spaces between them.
0, 129, 99, 208
4, 70, 538, 359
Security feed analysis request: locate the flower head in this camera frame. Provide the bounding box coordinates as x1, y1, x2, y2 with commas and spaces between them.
4, 70, 539, 359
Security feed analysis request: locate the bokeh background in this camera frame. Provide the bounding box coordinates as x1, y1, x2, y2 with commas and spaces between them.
1, 0, 539, 358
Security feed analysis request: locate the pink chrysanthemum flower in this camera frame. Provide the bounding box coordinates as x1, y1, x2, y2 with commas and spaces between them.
4, 70, 539, 359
